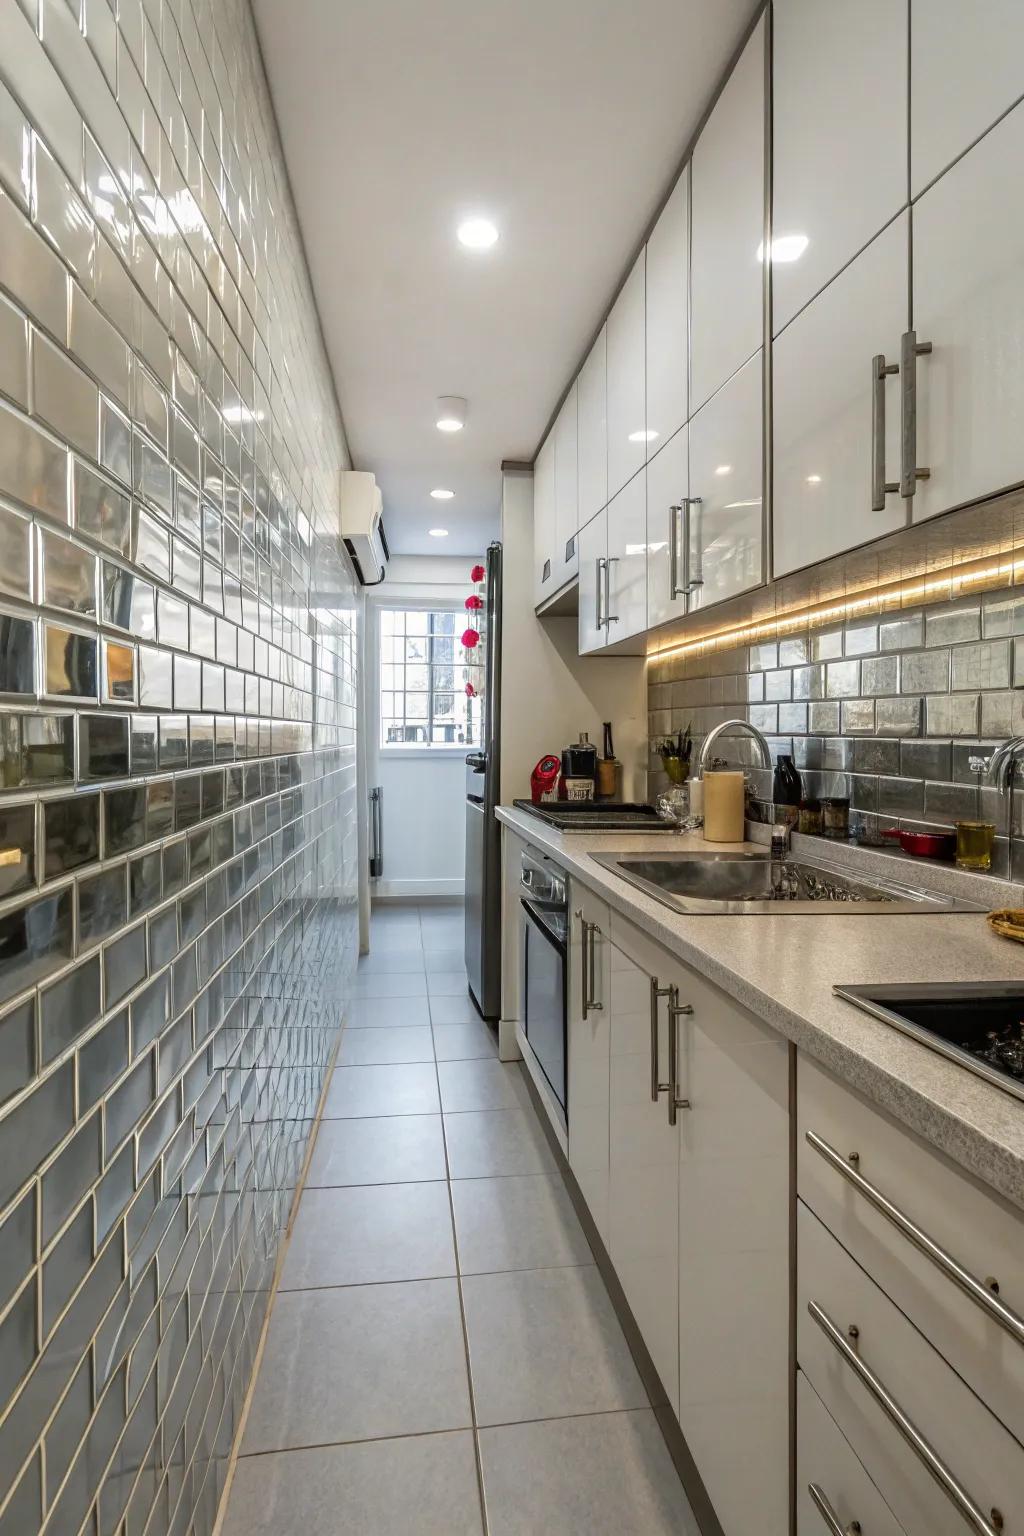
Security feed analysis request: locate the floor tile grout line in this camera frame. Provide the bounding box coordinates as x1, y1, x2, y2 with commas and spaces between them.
275, 1259, 597, 1295
235, 1404, 656, 1462
422, 903, 492, 1536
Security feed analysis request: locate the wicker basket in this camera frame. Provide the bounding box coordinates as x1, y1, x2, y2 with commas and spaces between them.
987, 909, 1024, 944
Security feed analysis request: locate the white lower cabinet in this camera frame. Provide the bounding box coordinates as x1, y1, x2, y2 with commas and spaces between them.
686, 351, 765, 613
567, 891, 610, 1247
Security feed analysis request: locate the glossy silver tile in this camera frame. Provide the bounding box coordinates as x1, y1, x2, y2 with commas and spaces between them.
39, 527, 97, 616
0, 185, 67, 340
0, 291, 29, 411
0, 503, 32, 601
32, 331, 98, 458
69, 282, 131, 410
0, 400, 68, 522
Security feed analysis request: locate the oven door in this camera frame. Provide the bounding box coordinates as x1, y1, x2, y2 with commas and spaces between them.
521, 898, 568, 1122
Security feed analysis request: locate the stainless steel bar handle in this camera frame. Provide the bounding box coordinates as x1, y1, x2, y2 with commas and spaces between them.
806, 1130, 1024, 1346
604, 556, 619, 624
900, 328, 933, 499
808, 1484, 860, 1536
576, 914, 602, 1020
649, 977, 673, 1101
682, 498, 703, 594
669, 504, 684, 600
595, 557, 605, 631
666, 987, 694, 1125
587, 920, 601, 1012
808, 1302, 1001, 1536
870, 353, 900, 511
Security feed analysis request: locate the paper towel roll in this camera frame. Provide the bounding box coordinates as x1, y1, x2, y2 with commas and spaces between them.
703, 770, 744, 843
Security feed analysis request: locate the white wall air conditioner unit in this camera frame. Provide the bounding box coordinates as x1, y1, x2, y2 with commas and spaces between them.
340, 469, 390, 585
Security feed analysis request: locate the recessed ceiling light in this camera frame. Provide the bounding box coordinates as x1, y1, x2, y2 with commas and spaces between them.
429, 528, 449, 538
430, 488, 455, 500
806, 473, 822, 484
757, 233, 809, 264
715, 464, 732, 476
436, 395, 467, 432
457, 216, 498, 250
628, 429, 659, 443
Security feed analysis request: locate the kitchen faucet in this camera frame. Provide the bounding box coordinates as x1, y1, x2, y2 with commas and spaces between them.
981, 737, 1024, 878
696, 718, 774, 774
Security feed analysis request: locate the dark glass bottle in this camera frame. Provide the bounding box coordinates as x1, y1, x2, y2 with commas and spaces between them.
773, 754, 802, 807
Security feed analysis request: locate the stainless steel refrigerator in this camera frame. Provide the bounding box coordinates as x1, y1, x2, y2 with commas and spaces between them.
465, 541, 502, 1019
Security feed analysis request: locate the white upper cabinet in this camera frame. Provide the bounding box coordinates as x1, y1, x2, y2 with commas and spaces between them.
687, 353, 764, 612
911, 0, 1024, 196
690, 16, 765, 414
606, 250, 646, 499
532, 430, 556, 607
605, 469, 648, 642
553, 381, 579, 585
771, 0, 908, 336
577, 510, 607, 655
577, 324, 607, 527
646, 424, 689, 633
774, 215, 909, 577
912, 103, 1024, 524
645, 168, 689, 457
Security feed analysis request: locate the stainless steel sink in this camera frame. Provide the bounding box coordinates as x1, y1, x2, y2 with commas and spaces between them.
590, 849, 984, 915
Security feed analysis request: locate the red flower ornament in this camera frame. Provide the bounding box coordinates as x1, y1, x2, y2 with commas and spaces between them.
461, 627, 480, 649
470, 564, 485, 583
465, 594, 483, 611
465, 683, 476, 697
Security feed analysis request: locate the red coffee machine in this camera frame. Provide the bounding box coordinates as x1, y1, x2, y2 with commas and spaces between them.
530, 755, 560, 804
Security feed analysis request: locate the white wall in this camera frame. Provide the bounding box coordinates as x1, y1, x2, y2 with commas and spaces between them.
498, 468, 648, 803
366, 554, 483, 898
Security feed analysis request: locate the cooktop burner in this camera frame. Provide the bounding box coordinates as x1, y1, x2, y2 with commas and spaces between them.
834, 982, 1024, 1104
512, 799, 676, 832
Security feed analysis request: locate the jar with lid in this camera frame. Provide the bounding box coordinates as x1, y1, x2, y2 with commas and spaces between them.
798, 798, 822, 836
821, 796, 850, 839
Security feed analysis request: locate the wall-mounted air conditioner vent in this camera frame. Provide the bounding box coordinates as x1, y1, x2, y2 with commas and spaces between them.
340, 470, 390, 585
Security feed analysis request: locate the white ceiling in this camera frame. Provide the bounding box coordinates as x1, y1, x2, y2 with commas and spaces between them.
253, 0, 760, 555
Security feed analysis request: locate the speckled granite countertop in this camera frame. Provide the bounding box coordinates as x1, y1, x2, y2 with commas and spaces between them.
499, 805, 1024, 1212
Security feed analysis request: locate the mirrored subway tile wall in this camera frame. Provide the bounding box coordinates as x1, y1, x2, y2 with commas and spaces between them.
0, 1, 359, 1534
648, 583, 1024, 882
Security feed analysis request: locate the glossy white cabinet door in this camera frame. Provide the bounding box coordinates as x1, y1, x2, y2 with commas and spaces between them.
532, 430, 556, 607
645, 168, 688, 457
912, 102, 1024, 524
608, 930, 679, 1415
690, 15, 765, 413
606, 250, 646, 500
772, 0, 907, 335
567, 889, 610, 1247
912, 0, 1024, 195
676, 974, 790, 1536
578, 324, 607, 528
577, 510, 607, 655
605, 470, 647, 642
687, 352, 764, 613
645, 424, 689, 633
774, 215, 908, 577
554, 380, 579, 585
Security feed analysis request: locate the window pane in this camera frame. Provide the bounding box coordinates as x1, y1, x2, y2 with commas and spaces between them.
432, 635, 454, 663
406, 611, 428, 635
406, 663, 429, 691
406, 694, 427, 719
380, 610, 396, 635
433, 691, 455, 718
405, 636, 428, 662
431, 610, 455, 634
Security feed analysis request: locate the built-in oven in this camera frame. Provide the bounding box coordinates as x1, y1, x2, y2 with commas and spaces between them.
520, 849, 568, 1127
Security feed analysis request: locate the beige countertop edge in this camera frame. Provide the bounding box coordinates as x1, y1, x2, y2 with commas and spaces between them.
497, 805, 1024, 1213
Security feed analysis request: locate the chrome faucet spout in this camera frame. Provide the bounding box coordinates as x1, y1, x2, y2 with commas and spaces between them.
697, 718, 773, 774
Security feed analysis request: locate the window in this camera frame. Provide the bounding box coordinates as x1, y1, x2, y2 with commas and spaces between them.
379, 608, 484, 747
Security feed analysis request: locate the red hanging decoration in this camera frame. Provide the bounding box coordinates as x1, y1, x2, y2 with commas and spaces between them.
462, 627, 480, 649
465, 682, 476, 697
464, 594, 483, 611
470, 564, 485, 583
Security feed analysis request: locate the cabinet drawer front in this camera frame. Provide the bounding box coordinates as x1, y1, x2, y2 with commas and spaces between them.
798, 1054, 1024, 1443
797, 1372, 906, 1536
798, 1202, 1024, 1535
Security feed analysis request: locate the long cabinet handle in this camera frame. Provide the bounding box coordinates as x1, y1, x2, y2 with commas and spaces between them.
808, 1302, 1001, 1536
806, 1130, 1024, 1346
808, 1484, 860, 1536
669, 504, 684, 601
666, 988, 694, 1125
682, 497, 703, 594
575, 913, 603, 1020
595, 557, 605, 631
900, 328, 932, 499
870, 353, 900, 511
649, 978, 673, 1100
604, 556, 619, 624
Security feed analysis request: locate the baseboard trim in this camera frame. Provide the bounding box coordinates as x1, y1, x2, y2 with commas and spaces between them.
517, 1065, 726, 1536
372, 878, 465, 899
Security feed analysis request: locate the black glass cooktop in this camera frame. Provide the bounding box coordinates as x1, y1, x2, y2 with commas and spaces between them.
512, 799, 675, 832
834, 982, 1024, 1103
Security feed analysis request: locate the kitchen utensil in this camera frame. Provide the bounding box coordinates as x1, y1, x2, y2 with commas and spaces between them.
560, 731, 597, 801
530, 755, 561, 804
882, 827, 956, 860
987, 909, 1024, 944
596, 722, 621, 800
703, 769, 744, 843
956, 818, 996, 871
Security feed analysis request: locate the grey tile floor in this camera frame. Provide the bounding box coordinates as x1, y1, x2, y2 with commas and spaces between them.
221, 901, 699, 1535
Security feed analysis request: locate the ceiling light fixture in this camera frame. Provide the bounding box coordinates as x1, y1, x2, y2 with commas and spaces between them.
715, 464, 732, 476
429, 528, 449, 538
757, 233, 809, 264
430, 488, 455, 500
457, 216, 498, 250
436, 395, 467, 433
628, 429, 659, 443
806, 473, 822, 484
